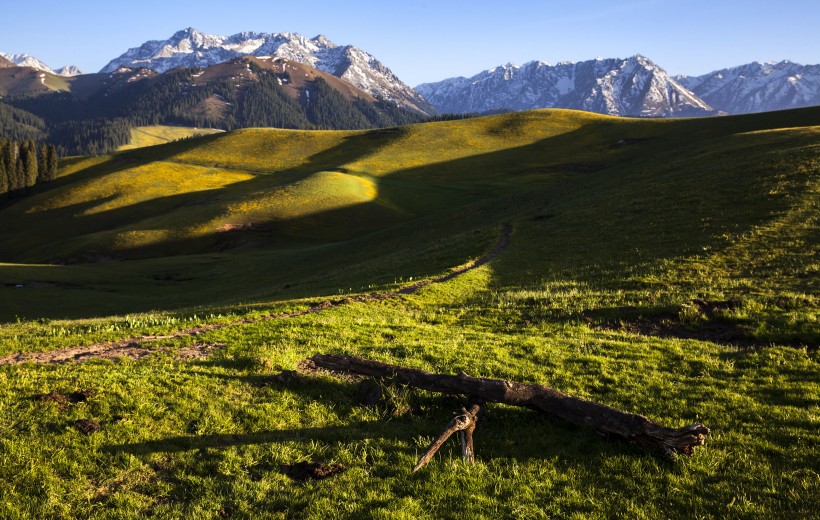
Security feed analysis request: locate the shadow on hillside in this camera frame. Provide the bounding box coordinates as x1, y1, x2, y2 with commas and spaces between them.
5, 107, 820, 320
104, 370, 656, 467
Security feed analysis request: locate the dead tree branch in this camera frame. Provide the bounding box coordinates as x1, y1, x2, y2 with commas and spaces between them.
309, 354, 709, 457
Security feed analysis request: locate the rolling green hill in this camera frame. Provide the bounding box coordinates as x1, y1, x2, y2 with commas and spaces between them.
0, 107, 817, 321
0, 107, 817, 518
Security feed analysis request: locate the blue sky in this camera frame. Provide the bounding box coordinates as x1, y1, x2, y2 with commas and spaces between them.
1, 0, 818, 85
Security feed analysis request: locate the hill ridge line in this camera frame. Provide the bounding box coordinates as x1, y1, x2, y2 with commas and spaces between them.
0, 224, 511, 366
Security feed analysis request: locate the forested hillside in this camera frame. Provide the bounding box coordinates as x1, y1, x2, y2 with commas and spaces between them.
1, 59, 425, 155
0, 139, 58, 197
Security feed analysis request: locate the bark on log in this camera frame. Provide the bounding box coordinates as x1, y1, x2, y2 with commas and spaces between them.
309, 354, 709, 456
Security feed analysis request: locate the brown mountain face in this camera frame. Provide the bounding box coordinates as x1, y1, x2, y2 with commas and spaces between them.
0, 66, 66, 96
0, 55, 15, 68
0, 56, 375, 107
65, 67, 158, 100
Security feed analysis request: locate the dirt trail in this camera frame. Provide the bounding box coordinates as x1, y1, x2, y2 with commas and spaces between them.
0, 224, 511, 366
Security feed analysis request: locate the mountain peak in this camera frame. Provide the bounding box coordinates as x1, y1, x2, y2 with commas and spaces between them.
311, 34, 336, 47
100, 28, 433, 114
174, 27, 202, 37
54, 65, 83, 77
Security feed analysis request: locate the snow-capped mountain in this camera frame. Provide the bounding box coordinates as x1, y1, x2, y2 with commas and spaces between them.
0, 52, 82, 77
0, 52, 53, 73
101, 28, 433, 114
676, 61, 820, 114
53, 65, 83, 77
416, 55, 713, 117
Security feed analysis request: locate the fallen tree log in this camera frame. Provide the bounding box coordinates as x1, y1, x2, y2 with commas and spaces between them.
309, 354, 709, 457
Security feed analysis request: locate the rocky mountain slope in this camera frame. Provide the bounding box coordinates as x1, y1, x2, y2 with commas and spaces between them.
676, 60, 820, 114
416, 55, 713, 117
101, 28, 433, 114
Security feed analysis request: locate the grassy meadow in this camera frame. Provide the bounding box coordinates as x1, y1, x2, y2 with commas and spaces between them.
0, 107, 817, 518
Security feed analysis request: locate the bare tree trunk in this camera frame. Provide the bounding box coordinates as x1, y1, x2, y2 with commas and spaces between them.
308, 354, 709, 456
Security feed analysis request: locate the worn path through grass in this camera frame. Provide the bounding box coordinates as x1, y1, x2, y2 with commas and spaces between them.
0, 225, 511, 365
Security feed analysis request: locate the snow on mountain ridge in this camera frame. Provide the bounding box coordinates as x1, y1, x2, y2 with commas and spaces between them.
0, 52, 53, 73
101, 28, 433, 114
0, 51, 82, 77
417, 55, 712, 117
676, 60, 820, 114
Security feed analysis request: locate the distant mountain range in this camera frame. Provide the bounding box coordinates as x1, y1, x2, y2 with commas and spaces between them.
0, 27, 818, 155
676, 60, 820, 115
418, 56, 820, 117
0, 51, 82, 77
417, 55, 712, 117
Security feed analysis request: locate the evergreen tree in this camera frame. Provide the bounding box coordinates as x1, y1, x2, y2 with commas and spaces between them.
0, 144, 7, 196
37, 143, 48, 183
47, 144, 58, 181
23, 141, 38, 188
14, 155, 25, 192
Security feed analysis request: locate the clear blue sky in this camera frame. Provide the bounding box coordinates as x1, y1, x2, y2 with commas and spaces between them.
1, 0, 818, 85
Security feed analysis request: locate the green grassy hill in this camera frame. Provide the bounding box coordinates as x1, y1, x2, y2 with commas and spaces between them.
0, 107, 817, 518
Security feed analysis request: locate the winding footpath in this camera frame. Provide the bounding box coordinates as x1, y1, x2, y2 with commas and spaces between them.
0, 224, 511, 366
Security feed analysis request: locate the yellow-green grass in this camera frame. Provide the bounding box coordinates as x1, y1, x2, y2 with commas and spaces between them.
117, 125, 224, 151
0, 107, 818, 518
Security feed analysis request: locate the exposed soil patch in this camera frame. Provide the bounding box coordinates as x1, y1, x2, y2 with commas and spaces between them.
74, 418, 101, 435
0, 225, 511, 366
34, 389, 97, 410
609, 318, 760, 347
591, 299, 787, 348
281, 461, 346, 481
2, 342, 223, 366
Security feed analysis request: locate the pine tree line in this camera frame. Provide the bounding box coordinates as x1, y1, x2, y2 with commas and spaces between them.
0, 139, 58, 198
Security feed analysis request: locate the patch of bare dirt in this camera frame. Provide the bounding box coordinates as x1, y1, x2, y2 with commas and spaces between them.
281, 461, 346, 481
2, 342, 224, 366
34, 389, 97, 410
74, 418, 101, 435
592, 299, 774, 348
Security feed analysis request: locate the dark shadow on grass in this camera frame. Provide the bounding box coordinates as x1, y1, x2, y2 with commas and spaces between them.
108, 369, 672, 464
103, 421, 399, 455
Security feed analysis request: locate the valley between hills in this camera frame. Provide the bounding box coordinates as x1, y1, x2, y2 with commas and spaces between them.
0, 104, 817, 518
